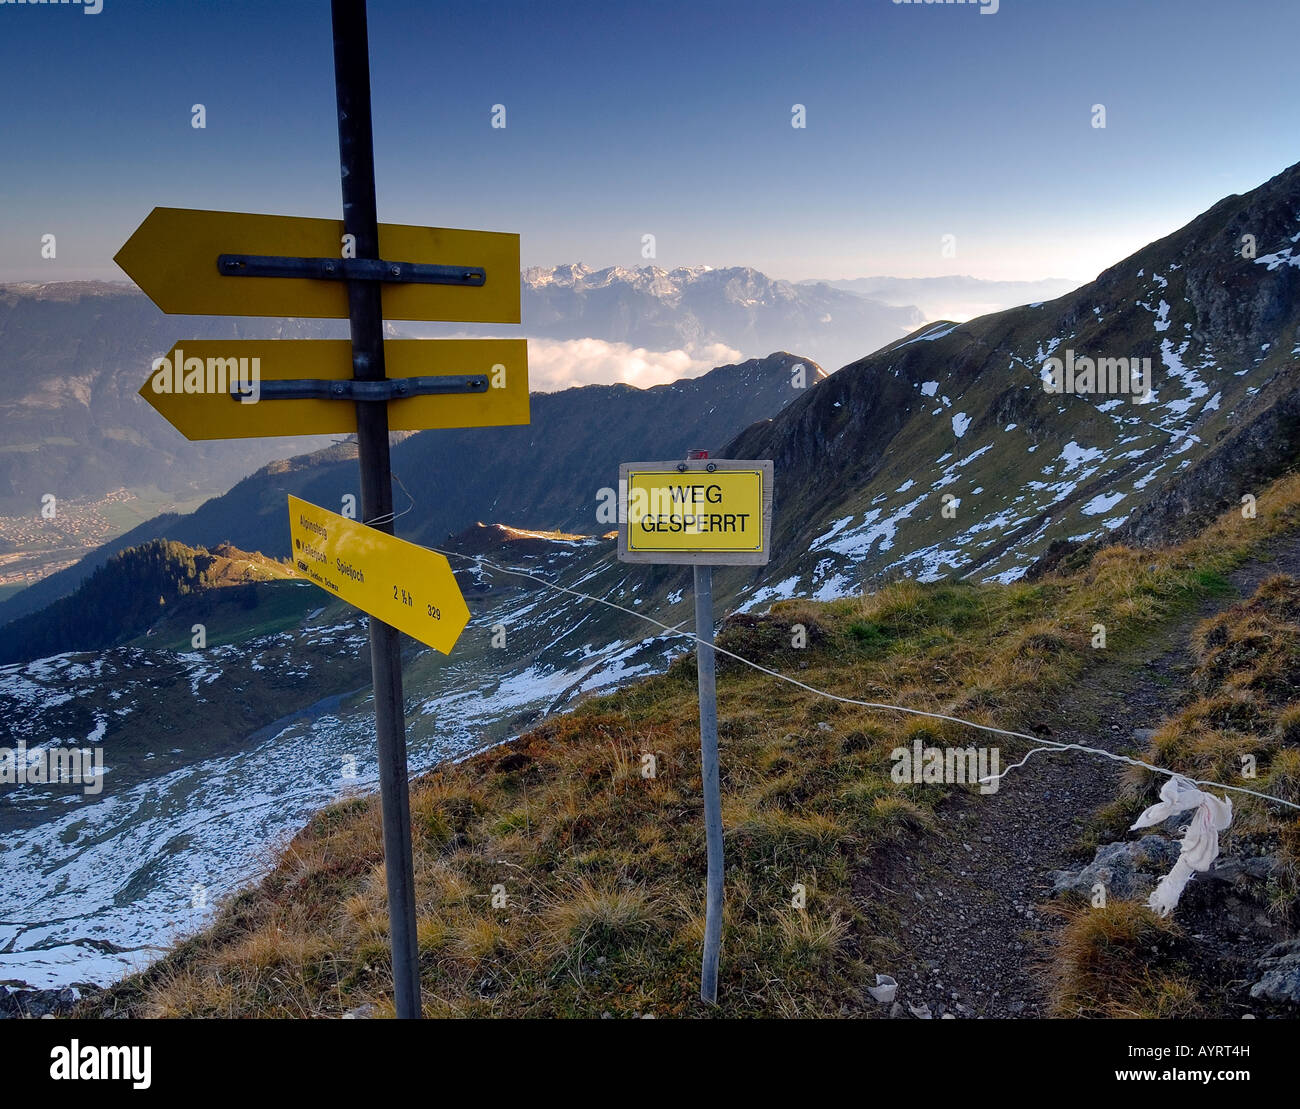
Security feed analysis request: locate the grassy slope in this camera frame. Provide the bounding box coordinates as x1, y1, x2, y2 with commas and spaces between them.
124, 578, 321, 652
0, 539, 298, 664
88, 471, 1300, 1018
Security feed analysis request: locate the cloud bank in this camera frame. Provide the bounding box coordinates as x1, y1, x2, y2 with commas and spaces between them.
524, 338, 746, 392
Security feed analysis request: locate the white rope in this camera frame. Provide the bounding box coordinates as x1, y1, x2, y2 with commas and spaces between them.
422, 544, 1300, 812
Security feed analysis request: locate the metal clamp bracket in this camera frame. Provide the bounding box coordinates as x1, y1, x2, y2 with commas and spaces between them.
233, 374, 489, 402
217, 254, 486, 287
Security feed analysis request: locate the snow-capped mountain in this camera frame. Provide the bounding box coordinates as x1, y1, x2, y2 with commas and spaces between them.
724, 160, 1300, 599
489, 262, 923, 373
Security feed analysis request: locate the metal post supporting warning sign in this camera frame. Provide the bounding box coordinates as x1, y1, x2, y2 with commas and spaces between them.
618, 450, 774, 1003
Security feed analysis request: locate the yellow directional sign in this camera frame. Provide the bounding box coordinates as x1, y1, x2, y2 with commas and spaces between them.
115, 207, 520, 322
139, 338, 529, 440
288, 495, 469, 654
619, 460, 773, 565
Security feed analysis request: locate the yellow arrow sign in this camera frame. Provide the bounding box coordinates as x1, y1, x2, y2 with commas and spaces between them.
288, 495, 469, 654
115, 207, 520, 322
140, 338, 529, 440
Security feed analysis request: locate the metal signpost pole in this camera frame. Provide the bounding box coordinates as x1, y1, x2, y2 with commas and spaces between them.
694, 560, 724, 1004
120, 0, 528, 1023
330, 0, 422, 1019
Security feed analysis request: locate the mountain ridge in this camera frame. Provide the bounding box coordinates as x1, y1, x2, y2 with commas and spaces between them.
711, 159, 1300, 605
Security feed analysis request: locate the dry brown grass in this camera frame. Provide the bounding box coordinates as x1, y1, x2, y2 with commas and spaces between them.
1047, 901, 1202, 1018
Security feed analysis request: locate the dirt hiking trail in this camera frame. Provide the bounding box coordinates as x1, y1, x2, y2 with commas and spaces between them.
854, 527, 1300, 1018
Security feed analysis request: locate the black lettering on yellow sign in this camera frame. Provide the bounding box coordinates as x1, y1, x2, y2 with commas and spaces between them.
666, 484, 723, 504
299, 540, 327, 564
288, 495, 469, 654
623, 468, 765, 555
640, 512, 752, 533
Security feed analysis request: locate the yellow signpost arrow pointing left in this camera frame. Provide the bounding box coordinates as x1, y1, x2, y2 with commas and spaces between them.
115, 207, 521, 322
288, 495, 469, 655
140, 338, 529, 440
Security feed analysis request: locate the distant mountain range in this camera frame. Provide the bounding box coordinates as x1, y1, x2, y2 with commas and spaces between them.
0, 265, 1059, 591
0, 265, 919, 585
0, 270, 1072, 537
414, 262, 926, 373
0, 282, 344, 519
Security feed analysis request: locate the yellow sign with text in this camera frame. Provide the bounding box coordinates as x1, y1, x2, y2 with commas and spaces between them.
115, 207, 520, 322
139, 338, 529, 440
625, 469, 765, 554
288, 495, 469, 655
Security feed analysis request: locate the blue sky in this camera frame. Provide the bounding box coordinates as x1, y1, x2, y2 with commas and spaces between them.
2, 0, 1298, 284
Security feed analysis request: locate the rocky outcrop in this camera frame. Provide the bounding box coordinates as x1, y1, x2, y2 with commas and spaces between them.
0, 985, 89, 1019
1250, 939, 1300, 1006
1050, 835, 1182, 900
1108, 388, 1300, 548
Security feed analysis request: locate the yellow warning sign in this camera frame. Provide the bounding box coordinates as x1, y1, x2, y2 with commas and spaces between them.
620, 461, 772, 564
287, 495, 469, 654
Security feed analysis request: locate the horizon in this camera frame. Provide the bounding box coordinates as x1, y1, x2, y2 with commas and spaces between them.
0, 265, 1090, 288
